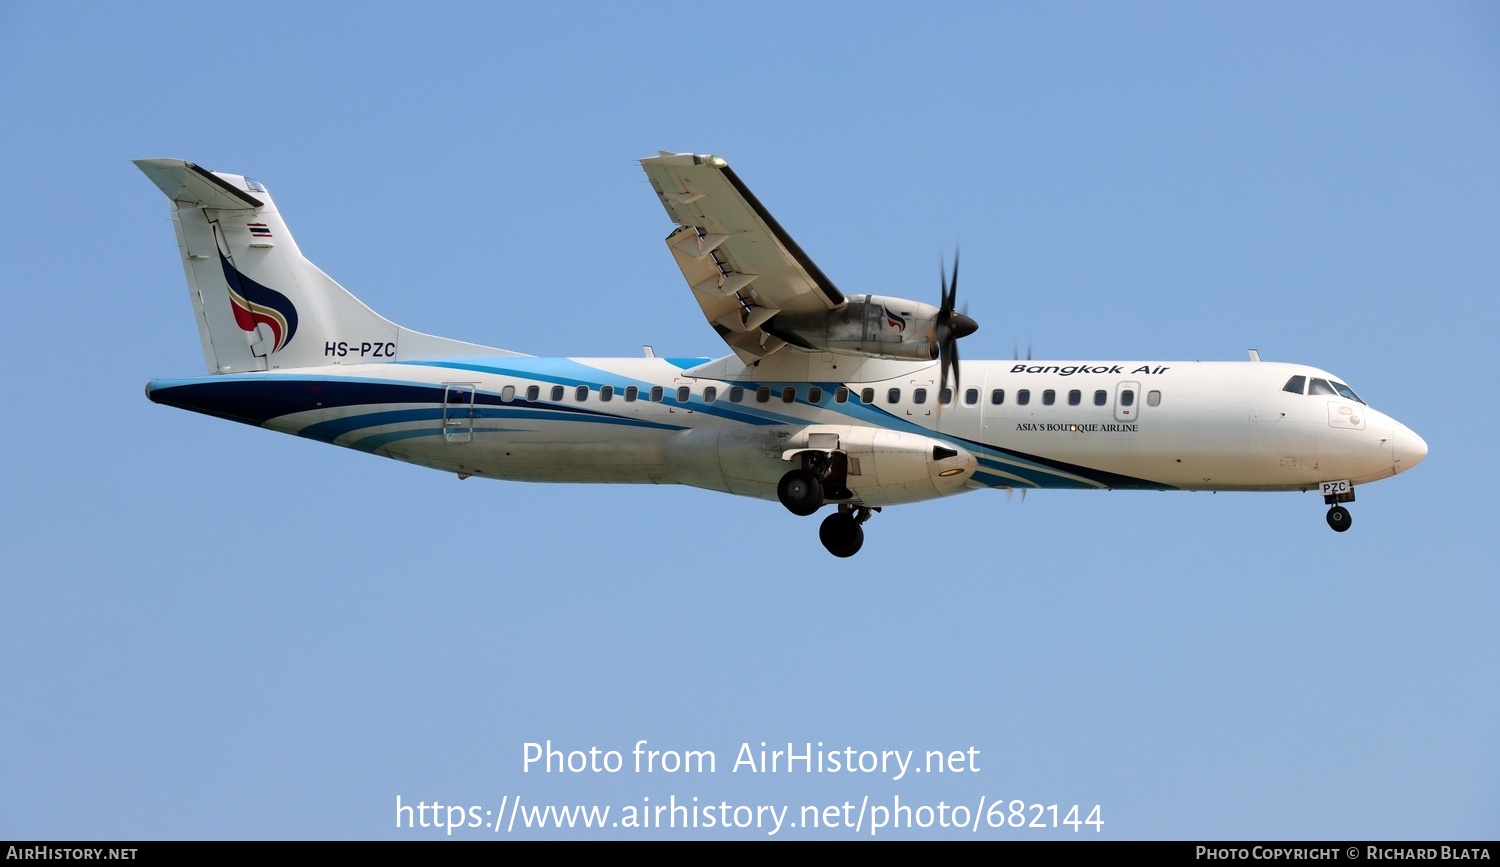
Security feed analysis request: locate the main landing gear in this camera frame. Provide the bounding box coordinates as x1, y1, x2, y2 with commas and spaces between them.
819, 504, 876, 558
777, 452, 873, 557
776, 468, 824, 516
777, 450, 850, 516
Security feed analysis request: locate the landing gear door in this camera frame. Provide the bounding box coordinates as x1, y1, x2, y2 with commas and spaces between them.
443, 384, 476, 443
1114, 381, 1140, 423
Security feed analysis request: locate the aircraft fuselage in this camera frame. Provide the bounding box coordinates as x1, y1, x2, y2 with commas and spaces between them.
147, 355, 1424, 507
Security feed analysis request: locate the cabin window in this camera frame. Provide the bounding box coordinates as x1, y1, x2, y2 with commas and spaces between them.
913, 388, 927, 405
834, 386, 849, 404
887, 388, 901, 404
1042, 389, 1055, 406
964, 388, 979, 406
599, 385, 613, 402
1094, 389, 1107, 406
1068, 389, 1081, 406
526, 385, 539, 401
624, 386, 638, 402
550, 385, 564, 402
1147, 390, 1161, 407
861, 388, 875, 404
1017, 389, 1031, 406
575, 385, 589, 401
729, 386, 744, 403
990, 389, 1005, 405
1308, 378, 1336, 396
501, 385, 516, 403
1120, 389, 1135, 407
677, 386, 691, 403
940, 387, 953, 405
781, 386, 795, 403
650, 386, 664, 402
1283, 375, 1306, 395
756, 387, 771, 403
808, 386, 823, 403
704, 386, 717, 403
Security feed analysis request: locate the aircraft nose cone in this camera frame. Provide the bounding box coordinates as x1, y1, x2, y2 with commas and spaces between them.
1393, 423, 1428, 473
950, 312, 979, 339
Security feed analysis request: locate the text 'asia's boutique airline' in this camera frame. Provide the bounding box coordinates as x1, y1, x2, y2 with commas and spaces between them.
138, 153, 1426, 557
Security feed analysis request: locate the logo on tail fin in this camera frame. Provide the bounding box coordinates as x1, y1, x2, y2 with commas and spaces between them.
219, 252, 299, 353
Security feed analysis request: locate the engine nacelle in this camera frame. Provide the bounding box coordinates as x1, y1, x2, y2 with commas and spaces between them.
665, 424, 977, 507
764, 294, 940, 361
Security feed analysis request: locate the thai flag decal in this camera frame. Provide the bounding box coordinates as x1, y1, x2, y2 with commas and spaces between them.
883, 305, 907, 332
247, 222, 272, 240
219, 251, 298, 353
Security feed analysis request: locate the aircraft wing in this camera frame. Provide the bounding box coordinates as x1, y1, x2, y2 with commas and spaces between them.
640, 152, 846, 363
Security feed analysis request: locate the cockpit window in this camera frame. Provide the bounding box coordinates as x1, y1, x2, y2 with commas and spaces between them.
1287, 373, 1365, 404
1331, 381, 1365, 405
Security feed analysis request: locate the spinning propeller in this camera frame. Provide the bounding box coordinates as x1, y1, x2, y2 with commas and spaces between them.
933, 250, 978, 400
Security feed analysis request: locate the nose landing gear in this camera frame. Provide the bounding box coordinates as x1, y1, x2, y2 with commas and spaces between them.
1321, 480, 1355, 533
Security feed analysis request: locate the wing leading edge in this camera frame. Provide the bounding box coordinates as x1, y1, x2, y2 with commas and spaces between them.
640, 152, 845, 364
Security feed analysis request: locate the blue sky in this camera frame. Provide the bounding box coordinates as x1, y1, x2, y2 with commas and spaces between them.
1, 1, 1496, 839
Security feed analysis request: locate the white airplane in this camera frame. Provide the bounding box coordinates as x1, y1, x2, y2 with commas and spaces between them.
136, 152, 1427, 557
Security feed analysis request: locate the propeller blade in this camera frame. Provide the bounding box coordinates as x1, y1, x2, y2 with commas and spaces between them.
948, 249, 959, 312
947, 338, 961, 394
932, 247, 975, 416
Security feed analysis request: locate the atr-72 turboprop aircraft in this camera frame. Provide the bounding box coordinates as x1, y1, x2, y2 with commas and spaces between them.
137, 152, 1426, 557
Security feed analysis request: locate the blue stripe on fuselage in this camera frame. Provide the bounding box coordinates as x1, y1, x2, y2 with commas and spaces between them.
147, 361, 1172, 491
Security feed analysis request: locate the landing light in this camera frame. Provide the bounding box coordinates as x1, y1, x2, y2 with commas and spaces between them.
939, 468, 965, 477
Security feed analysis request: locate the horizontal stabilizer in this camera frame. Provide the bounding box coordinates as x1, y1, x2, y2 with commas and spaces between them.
134, 158, 263, 210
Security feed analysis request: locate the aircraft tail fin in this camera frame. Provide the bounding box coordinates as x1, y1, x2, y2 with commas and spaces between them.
135, 159, 522, 373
